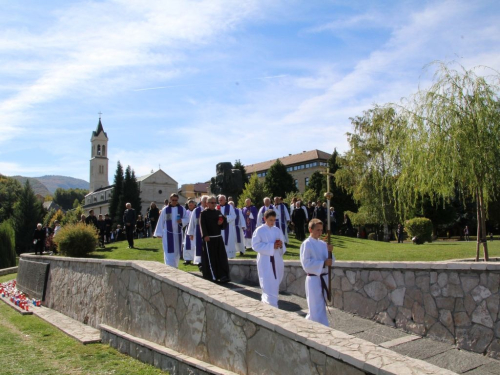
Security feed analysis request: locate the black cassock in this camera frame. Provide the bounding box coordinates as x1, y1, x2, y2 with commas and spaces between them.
292, 208, 307, 241
200, 209, 230, 282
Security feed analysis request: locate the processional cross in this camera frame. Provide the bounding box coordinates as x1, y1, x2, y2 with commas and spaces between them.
321, 168, 335, 303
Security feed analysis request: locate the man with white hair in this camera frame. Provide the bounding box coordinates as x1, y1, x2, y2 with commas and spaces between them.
242, 198, 258, 250
155, 193, 190, 268
186, 195, 209, 266
216, 195, 237, 258
256, 197, 274, 227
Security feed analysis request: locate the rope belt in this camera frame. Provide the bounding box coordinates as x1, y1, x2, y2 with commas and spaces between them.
307, 273, 331, 302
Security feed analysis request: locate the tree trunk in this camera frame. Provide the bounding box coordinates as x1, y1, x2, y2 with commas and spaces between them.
479, 188, 489, 261
476, 190, 481, 262
383, 223, 390, 242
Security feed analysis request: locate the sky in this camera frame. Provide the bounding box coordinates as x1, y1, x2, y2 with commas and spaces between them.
0, 0, 499, 186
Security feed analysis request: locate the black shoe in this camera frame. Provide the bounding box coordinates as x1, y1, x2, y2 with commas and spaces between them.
183, 261, 192, 265
219, 276, 231, 284
240, 251, 244, 256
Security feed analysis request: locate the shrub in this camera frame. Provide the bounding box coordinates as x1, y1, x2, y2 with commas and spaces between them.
0, 220, 16, 268
53, 222, 98, 257
405, 218, 433, 244
367, 233, 377, 241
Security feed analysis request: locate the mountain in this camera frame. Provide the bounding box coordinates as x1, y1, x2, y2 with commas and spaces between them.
10, 176, 52, 197
35, 175, 89, 193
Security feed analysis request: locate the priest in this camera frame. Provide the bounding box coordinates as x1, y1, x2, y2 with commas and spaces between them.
182, 199, 197, 265
229, 201, 246, 256
186, 195, 208, 266
154, 193, 189, 268
242, 198, 258, 250
216, 195, 237, 258
256, 197, 274, 227
200, 196, 230, 283
274, 197, 291, 243
252, 209, 286, 308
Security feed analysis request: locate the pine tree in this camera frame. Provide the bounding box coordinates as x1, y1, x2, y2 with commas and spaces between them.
264, 159, 297, 198
237, 174, 270, 209
306, 171, 324, 201
122, 166, 142, 216
109, 161, 124, 224
0, 175, 23, 223
328, 149, 358, 221
234, 159, 249, 186
13, 180, 42, 254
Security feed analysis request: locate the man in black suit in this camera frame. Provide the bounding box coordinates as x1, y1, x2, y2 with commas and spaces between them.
123, 203, 137, 249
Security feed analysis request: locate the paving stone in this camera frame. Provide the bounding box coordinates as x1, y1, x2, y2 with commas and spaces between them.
353, 325, 407, 345
426, 349, 491, 373
390, 337, 454, 360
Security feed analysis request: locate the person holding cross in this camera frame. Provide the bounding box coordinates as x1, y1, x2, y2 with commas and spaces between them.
300, 219, 335, 326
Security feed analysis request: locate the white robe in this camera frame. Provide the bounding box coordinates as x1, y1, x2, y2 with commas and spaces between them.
252, 224, 286, 308
300, 237, 335, 326
234, 208, 246, 254
186, 206, 204, 264
218, 204, 237, 259
182, 209, 193, 261
274, 204, 291, 243
256, 205, 274, 228
154, 205, 190, 268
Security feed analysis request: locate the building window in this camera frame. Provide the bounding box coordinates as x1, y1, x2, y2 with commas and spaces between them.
305, 177, 309, 187
94, 196, 97, 202
97, 145, 101, 156
293, 166, 298, 171
294, 179, 298, 189
102, 145, 106, 156
101, 194, 104, 201
158, 190, 162, 195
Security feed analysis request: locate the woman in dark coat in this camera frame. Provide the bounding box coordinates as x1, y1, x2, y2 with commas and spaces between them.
148, 202, 160, 235
291, 202, 307, 241
33, 224, 46, 255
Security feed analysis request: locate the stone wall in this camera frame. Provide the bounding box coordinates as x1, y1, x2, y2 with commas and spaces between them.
0, 266, 18, 277
228, 259, 500, 359
19, 254, 455, 375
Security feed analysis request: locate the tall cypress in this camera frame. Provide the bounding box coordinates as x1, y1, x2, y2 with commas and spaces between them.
264, 159, 298, 198
109, 161, 124, 225
122, 166, 142, 216
13, 180, 42, 254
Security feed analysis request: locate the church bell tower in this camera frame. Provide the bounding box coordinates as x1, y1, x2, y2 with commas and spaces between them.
89, 116, 109, 192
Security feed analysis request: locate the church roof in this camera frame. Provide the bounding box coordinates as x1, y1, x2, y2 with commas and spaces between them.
92, 118, 108, 138
245, 149, 331, 174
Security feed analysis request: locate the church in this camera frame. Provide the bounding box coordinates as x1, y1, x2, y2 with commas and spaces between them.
83, 118, 179, 216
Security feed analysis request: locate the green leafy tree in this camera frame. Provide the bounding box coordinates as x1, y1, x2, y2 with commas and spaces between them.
335, 106, 401, 240
109, 161, 124, 224
305, 171, 324, 202
53, 188, 89, 210
264, 159, 298, 198
62, 205, 85, 226
13, 180, 43, 254
328, 149, 358, 222
234, 159, 249, 186
392, 62, 500, 260
238, 173, 270, 210
0, 220, 16, 268
0, 175, 23, 223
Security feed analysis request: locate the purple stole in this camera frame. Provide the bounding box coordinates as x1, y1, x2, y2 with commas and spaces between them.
219, 204, 231, 245
275, 204, 286, 236
185, 207, 203, 257
234, 208, 242, 243
165, 205, 184, 253
242, 206, 257, 239
260, 205, 274, 224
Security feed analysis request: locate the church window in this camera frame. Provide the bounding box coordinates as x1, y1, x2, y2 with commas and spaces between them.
97, 145, 101, 155
102, 145, 106, 156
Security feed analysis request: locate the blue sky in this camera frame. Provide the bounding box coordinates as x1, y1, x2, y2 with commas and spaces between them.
0, 0, 499, 185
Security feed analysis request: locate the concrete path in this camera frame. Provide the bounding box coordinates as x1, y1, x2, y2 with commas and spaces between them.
215, 277, 500, 375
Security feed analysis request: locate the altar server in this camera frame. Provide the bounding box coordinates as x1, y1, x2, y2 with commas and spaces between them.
273, 197, 291, 243
300, 219, 335, 326
186, 195, 208, 266
154, 193, 190, 268
252, 210, 286, 308
229, 201, 246, 255
242, 198, 258, 250
216, 195, 237, 258
256, 197, 274, 227
182, 199, 197, 265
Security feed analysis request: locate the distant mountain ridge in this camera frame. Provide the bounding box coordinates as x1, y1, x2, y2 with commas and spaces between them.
9, 175, 89, 195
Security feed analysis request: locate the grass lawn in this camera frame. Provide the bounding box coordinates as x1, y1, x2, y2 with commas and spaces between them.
89, 235, 500, 265
0, 274, 166, 375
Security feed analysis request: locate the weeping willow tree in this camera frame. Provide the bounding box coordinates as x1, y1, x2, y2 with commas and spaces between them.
392, 62, 500, 261
335, 106, 402, 240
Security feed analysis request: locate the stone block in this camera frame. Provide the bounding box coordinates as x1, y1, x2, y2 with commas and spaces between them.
457, 324, 494, 353
16, 259, 50, 301
442, 283, 464, 298
430, 272, 437, 285
405, 271, 415, 287
461, 275, 480, 294
472, 301, 494, 328
423, 293, 438, 318
383, 273, 397, 291
390, 287, 406, 307
427, 322, 455, 345
436, 297, 455, 311
332, 275, 341, 290
487, 339, 500, 359
360, 270, 369, 283
438, 272, 448, 288
325, 357, 365, 375
343, 291, 377, 319
412, 302, 425, 324
439, 309, 454, 334
393, 271, 405, 287
488, 273, 500, 294
481, 272, 488, 287
376, 311, 396, 327
453, 312, 471, 328
341, 277, 353, 292
364, 281, 388, 302
486, 294, 499, 319
333, 290, 343, 309
415, 275, 430, 292
496, 321, 500, 339
430, 284, 441, 298
454, 298, 465, 312
465, 294, 477, 316
471, 285, 492, 303
369, 270, 383, 282
346, 270, 356, 285
449, 272, 460, 285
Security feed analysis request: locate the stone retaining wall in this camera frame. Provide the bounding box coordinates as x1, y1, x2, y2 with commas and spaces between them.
19, 254, 455, 375
0, 266, 18, 277
228, 259, 500, 359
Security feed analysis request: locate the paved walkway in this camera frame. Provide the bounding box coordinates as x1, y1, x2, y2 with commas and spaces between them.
212, 277, 500, 375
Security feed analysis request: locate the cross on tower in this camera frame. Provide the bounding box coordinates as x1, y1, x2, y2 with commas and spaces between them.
98, 111, 103, 119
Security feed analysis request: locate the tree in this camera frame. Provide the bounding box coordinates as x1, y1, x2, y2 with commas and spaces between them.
237, 174, 270, 210
0, 220, 16, 268
0, 175, 23, 223
53, 188, 88, 210
234, 159, 249, 186
392, 62, 500, 260
109, 161, 124, 224
122, 167, 142, 215
264, 159, 298, 198
335, 107, 401, 240
12, 180, 43, 254
327, 149, 358, 223
306, 171, 324, 201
